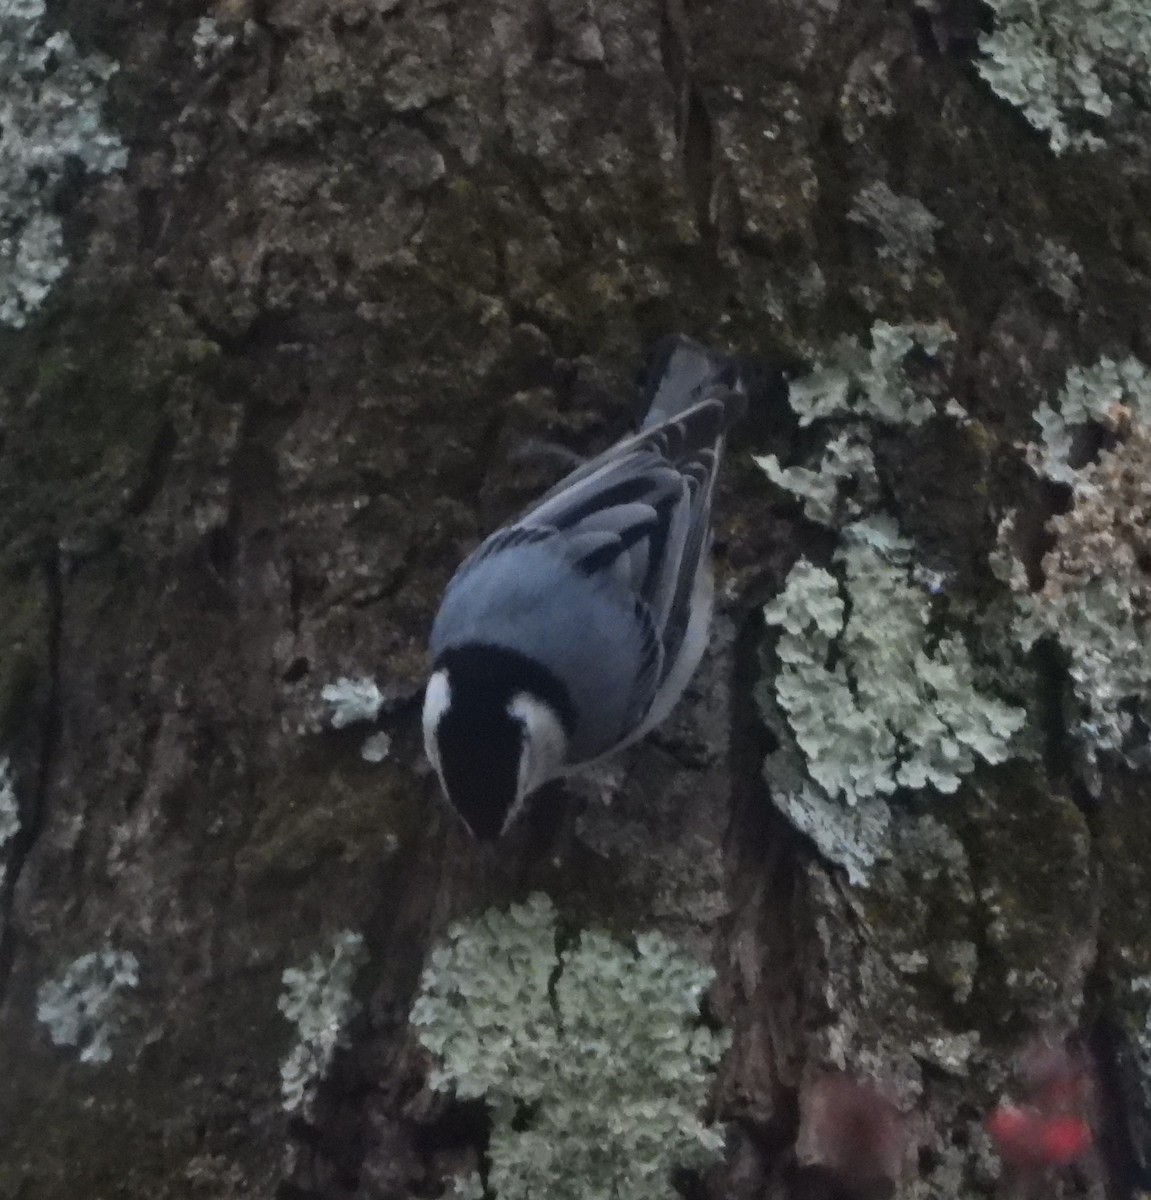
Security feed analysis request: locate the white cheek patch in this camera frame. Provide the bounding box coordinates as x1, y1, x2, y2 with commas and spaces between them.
422, 670, 452, 776
506, 692, 568, 831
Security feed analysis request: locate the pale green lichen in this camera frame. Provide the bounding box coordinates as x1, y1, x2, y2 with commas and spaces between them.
320, 676, 384, 728
762, 519, 1026, 884
1008, 356, 1151, 776
977, 0, 1151, 153
754, 427, 878, 527
359, 731, 392, 762
191, 16, 236, 70
410, 894, 728, 1200
1028, 355, 1151, 483
0, 0, 127, 326
1036, 238, 1083, 307
772, 773, 894, 888
787, 320, 955, 428
847, 181, 941, 287
446, 1174, 487, 1200
0, 756, 18, 885
757, 321, 1023, 881
35, 946, 139, 1064
758, 321, 955, 527
278, 930, 366, 1113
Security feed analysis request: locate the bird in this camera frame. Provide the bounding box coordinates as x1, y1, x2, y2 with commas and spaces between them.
422, 336, 746, 839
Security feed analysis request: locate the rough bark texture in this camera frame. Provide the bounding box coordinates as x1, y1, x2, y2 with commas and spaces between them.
1, 0, 1150, 1197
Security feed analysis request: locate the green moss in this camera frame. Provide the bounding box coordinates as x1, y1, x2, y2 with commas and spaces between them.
238, 757, 406, 882
859, 808, 981, 1009
0, 295, 216, 563
858, 761, 1092, 1051
409, 152, 697, 358
0, 563, 49, 743
1098, 775, 1151, 978
962, 764, 1092, 1027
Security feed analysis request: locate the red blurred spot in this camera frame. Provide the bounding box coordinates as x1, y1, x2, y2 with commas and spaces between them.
1037, 1115, 1093, 1166
986, 1105, 1043, 1168
986, 1105, 1092, 1169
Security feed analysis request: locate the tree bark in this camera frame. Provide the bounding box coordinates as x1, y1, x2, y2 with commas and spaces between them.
1, 1, 1149, 1198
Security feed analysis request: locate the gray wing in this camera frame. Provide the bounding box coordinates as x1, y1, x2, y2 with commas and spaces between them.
455, 387, 744, 726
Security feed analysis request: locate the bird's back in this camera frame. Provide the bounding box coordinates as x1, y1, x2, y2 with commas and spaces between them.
430, 335, 745, 765
430, 534, 652, 760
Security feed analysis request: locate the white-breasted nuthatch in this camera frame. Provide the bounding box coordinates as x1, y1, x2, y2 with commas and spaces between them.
423, 336, 745, 839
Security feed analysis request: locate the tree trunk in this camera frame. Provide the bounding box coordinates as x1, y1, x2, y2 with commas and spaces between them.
2, 1, 1149, 1198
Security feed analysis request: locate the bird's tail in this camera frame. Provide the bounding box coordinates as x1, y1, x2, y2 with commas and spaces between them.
639, 335, 745, 430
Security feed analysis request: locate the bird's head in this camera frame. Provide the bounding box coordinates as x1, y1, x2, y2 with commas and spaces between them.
422, 644, 572, 839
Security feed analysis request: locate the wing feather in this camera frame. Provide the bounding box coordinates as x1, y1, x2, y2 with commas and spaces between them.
528, 391, 741, 721
447, 368, 743, 744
